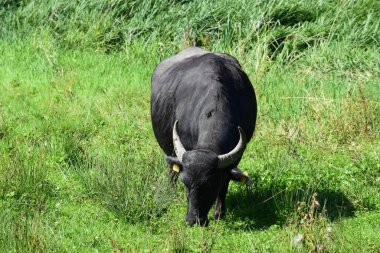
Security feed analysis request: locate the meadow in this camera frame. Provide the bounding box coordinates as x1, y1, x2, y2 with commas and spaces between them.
0, 0, 379, 252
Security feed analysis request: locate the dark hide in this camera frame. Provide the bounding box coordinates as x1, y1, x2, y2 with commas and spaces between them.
151, 47, 257, 226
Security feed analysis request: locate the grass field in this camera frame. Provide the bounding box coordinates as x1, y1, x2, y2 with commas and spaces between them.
1, 0, 380, 252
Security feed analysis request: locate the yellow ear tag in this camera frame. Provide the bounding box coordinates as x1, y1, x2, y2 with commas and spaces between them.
173, 164, 180, 173
240, 172, 248, 183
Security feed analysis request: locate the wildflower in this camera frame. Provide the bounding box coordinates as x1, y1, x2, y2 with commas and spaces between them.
325, 226, 332, 238
293, 233, 304, 246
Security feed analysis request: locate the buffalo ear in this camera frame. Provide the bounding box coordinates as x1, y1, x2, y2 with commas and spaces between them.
230, 167, 252, 186
166, 156, 183, 173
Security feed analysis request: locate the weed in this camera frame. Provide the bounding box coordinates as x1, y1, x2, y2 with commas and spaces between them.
289, 193, 333, 252
0, 0, 379, 251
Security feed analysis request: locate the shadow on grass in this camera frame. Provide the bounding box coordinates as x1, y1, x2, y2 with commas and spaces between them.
226, 186, 355, 231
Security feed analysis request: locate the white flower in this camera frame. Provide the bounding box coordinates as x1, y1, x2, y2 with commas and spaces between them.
293, 233, 304, 246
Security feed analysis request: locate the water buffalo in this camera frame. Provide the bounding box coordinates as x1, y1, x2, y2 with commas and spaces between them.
151, 47, 257, 226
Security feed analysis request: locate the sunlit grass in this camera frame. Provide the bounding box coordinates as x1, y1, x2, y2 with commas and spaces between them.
1, 0, 380, 251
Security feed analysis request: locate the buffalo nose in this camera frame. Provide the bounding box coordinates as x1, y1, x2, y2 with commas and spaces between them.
185, 217, 209, 227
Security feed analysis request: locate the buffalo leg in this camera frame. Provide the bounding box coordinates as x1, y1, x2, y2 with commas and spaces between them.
213, 179, 230, 219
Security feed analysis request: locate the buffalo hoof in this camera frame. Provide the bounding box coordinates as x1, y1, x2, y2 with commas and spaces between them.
185, 217, 209, 227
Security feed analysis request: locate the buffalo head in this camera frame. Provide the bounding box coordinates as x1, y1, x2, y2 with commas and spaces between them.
166, 121, 250, 226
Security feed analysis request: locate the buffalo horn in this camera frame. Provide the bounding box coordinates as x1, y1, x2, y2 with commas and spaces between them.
172, 120, 186, 162
217, 127, 246, 169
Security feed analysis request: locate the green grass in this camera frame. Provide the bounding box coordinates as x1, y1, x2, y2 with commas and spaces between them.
1, 0, 380, 252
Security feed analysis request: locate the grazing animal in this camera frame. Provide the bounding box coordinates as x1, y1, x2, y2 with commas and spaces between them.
151, 47, 257, 226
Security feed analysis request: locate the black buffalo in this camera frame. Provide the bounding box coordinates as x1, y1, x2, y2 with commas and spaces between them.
151, 47, 257, 226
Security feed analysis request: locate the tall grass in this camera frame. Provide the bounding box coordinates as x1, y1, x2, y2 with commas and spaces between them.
1, 0, 380, 252
1, 0, 379, 52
